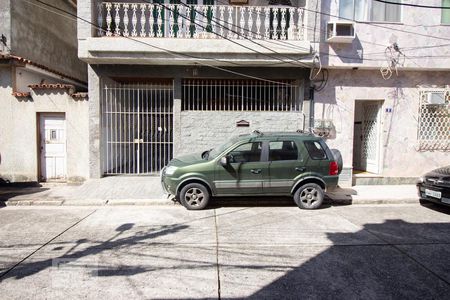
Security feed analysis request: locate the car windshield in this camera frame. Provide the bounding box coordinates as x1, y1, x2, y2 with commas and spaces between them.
206, 136, 241, 159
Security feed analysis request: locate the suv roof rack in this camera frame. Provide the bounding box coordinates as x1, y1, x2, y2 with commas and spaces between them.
252, 130, 263, 136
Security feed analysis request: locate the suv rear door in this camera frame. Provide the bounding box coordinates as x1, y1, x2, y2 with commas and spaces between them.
303, 139, 331, 176
214, 141, 268, 195
266, 139, 306, 194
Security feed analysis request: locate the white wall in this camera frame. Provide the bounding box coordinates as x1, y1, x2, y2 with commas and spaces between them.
315, 69, 450, 177
319, 0, 450, 70
0, 68, 89, 183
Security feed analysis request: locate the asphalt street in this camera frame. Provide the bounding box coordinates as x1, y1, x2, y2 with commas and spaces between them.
0, 203, 449, 299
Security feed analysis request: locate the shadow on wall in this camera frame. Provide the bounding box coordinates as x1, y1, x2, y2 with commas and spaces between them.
329, 36, 364, 64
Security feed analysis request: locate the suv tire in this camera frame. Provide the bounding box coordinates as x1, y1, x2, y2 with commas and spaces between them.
294, 183, 324, 210
180, 183, 210, 210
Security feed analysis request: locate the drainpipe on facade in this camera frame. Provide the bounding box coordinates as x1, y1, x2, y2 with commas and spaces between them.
309, 86, 315, 133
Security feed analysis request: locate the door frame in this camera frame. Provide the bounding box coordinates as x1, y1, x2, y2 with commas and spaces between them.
353, 100, 384, 174
37, 112, 67, 182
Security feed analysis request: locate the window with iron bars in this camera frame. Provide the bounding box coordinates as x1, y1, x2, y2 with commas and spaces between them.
181, 79, 301, 111
417, 89, 450, 151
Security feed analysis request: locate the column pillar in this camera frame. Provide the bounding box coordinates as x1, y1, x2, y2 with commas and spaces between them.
88, 65, 102, 178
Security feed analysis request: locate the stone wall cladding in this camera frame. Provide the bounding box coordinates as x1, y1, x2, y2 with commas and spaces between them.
178, 111, 304, 156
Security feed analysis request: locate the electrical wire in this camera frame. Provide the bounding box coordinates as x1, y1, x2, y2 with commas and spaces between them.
153, 0, 313, 69
26, 0, 300, 86
27, 0, 448, 79
300, 5, 450, 43
211, 0, 450, 60
373, 0, 450, 10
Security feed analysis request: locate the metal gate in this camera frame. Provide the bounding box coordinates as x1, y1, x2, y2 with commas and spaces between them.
361, 102, 382, 174
101, 81, 173, 175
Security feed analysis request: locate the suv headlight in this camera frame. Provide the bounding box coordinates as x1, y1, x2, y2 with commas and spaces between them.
165, 166, 178, 176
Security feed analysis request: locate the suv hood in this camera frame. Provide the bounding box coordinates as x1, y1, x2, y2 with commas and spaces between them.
168, 153, 206, 167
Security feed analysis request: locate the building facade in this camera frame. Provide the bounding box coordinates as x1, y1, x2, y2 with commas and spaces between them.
77, 0, 449, 185
314, 0, 449, 185
0, 0, 89, 183
78, 0, 319, 178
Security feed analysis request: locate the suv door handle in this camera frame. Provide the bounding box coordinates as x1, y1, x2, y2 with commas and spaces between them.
250, 169, 262, 174
295, 167, 306, 172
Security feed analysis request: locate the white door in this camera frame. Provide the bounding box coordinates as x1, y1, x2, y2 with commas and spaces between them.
40, 114, 66, 181
361, 102, 382, 174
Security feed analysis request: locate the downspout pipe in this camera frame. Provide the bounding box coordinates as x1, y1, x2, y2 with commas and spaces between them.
309, 86, 315, 133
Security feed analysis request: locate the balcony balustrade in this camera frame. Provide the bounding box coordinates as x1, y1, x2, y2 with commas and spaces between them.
96, 2, 307, 41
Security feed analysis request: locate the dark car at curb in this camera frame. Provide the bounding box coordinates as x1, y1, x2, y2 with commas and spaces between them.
417, 165, 450, 207
161, 131, 342, 210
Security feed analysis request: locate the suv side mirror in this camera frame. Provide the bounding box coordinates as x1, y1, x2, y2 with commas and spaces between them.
219, 156, 228, 166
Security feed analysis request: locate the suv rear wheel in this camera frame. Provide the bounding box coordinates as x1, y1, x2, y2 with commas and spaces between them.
294, 183, 324, 210
180, 183, 210, 210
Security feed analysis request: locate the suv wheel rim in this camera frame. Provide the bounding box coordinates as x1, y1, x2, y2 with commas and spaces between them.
185, 188, 204, 207
300, 187, 319, 207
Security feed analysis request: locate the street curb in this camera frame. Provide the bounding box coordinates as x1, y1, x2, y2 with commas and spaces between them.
2, 197, 419, 206
337, 198, 418, 205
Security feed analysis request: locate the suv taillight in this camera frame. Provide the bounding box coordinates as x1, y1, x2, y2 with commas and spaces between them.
329, 161, 339, 175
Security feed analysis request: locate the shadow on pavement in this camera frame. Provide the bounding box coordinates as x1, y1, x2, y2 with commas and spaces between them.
0, 222, 189, 281
208, 195, 352, 209
243, 220, 450, 299
0, 179, 48, 206
420, 202, 450, 215
1, 211, 449, 298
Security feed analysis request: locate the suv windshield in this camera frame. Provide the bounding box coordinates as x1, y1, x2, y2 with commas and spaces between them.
206, 136, 241, 159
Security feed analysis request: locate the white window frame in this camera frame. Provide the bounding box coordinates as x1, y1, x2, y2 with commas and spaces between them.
339, 0, 403, 23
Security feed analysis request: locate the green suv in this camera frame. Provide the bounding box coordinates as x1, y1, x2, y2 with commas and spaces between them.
161, 131, 342, 210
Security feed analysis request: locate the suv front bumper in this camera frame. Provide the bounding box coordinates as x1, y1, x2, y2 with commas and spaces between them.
160, 167, 179, 196
160, 167, 170, 194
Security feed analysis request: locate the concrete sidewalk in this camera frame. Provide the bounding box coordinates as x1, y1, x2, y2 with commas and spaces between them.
0, 176, 419, 206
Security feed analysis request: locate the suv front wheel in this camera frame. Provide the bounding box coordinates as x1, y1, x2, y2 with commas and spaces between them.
179, 183, 210, 210
294, 183, 324, 210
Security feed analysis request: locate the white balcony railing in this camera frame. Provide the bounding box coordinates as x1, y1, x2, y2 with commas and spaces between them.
97, 2, 307, 41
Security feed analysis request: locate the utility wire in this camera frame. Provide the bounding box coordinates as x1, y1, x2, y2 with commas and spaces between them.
27, 0, 299, 86
204, 0, 450, 68
211, 0, 450, 60
29, 0, 450, 68
373, 0, 450, 9
153, 0, 313, 68
300, 5, 450, 43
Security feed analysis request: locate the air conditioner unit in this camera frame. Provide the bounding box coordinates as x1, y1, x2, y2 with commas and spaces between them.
327, 21, 355, 43
425, 91, 446, 105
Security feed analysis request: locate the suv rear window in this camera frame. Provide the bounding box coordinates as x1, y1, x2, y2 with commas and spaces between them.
304, 141, 327, 160
269, 141, 298, 161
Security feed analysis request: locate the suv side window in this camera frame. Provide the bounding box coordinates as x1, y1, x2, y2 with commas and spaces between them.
269, 141, 299, 161
228, 142, 262, 163
304, 141, 327, 160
